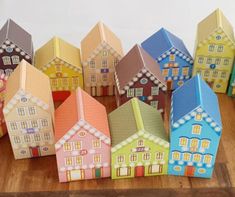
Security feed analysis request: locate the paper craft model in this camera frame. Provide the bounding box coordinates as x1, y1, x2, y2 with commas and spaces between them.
109, 98, 169, 179
81, 22, 123, 96
228, 64, 235, 97
192, 9, 235, 93
0, 19, 33, 76
35, 37, 83, 102
3, 60, 55, 159
141, 28, 193, 90
168, 75, 222, 178
55, 87, 111, 182
115, 44, 166, 114
0, 74, 8, 137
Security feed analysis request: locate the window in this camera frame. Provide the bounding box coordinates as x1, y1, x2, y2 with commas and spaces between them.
34, 134, 40, 142
102, 50, 108, 56
51, 79, 57, 87
102, 74, 108, 82
76, 156, 83, 165
137, 139, 144, 146
169, 54, 175, 61
172, 152, 180, 160
217, 45, 223, 52
216, 35, 222, 40
206, 58, 212, 64
130, 154, 137, 162
198, 57, 204, 64
190, 138, 199, 148
135, 88, 143, 96
5, 69, 13, 76
224, 59, 229, 65
150, 101, 158, 108
65, 157, 73, 166
92, 139, 101, 148
192, 125, 201, 135
208, 44, 215, 52
193, 154, 202, 162
117, 167, 131, 177
204, 70, 210, 77
73, 77, 79, 87
143, 153, 150, 160
11, 55, 20, 64
31, 120, 38, 128
89, 60, 96, 68
90, 74, 96, 83
44, 133, 50, 141
74, 141, 82, 150
127, 88, 135, 97
24, 135, 30, 143
182, 67, 189, 76
203, 155, 212, 164
28, 106, 36, 115
41, 119, 48, 127
55, 64, 62, 72
10, 122, 17, 131
17, 107, 25, 116
2, 56, 11, 65
215, 58, 221, 65
64, 142, 72, 151
183, 153, 191, 161
63, 78, 68, 86
195, 114, 202, 121
113, 58, 119, 66
201, 139, 210, 149
21, 121, 28, 129
101, 59, 108, 68
140, 78, 148, 85
151, 86, 159, 95
179, 137, 188, 147
156, 152, 164, 160
93, 154, 101, 163
78, 131, 86, 137
162, 69, 169, 77
117, 155, 125, 163
172, 68, 179, 76
212, 70, 218, 78
13, 136, 21, 144
221, 72, 226, 79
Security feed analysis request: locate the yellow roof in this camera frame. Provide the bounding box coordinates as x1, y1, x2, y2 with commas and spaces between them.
196, 9, 235, 45
81, 22, 124, 62
35, 37, 82, 69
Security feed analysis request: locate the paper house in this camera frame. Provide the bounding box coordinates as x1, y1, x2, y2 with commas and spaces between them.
3, 60, 55, 159
109, 98, 169, 179
0, 19, 33, 76
192, 9, 235, 93
228, 63, 235, 97
55, 87, 111, 182
0, 74, 8, 137
168, 75, 222, 178
81, 22, 124, 96
115, 44, 166, 114
141, 28, 193, 90
35, 37, 83, 102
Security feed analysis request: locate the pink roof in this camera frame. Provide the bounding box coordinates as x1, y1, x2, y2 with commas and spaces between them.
55, 88, 110, 142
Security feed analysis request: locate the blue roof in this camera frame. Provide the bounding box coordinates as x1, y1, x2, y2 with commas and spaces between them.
141, 28, 192, 60
172, 75, 222, 127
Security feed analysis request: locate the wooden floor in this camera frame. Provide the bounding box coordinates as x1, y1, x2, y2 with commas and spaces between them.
0, 93, 235, 196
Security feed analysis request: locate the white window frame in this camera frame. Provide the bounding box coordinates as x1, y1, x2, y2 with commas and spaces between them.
135, 88, 143, 96
2, 56, 11, 65
151, 86, 159, 96
11, 55, 20, 64
127, 88, 135, 98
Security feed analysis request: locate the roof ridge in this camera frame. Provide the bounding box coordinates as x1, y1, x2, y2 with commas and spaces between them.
6, 19, 10, 40
98, 22, 106, 42
136, 45, 145, 68
131, 98, 144, 131
54, 37, 60, 58
196, 75, 203, 107
20, 60, 27, 91
77, 88, 85, 120
216, 9, 222, 28
162, 28, 173, 48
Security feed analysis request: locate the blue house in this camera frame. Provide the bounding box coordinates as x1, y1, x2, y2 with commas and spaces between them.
141, 28, 193, 90
168, 75, 222, 178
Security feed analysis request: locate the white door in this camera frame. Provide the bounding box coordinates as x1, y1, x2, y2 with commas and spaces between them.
69, 170, 83, 181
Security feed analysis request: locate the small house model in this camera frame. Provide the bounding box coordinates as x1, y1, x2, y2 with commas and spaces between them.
115, 44, 167, 114
168, 75, 222, 178
228, 63, 235, 97
109, 98, 169, 179
141, 28, 193, 90
0, 74, 8, 137
3, 60, 55, 159
55, 87, 111, 182
0, 19, 33, 76
35, 37, 83, 101
81, 22, 124, 96
192, 9, 235, 93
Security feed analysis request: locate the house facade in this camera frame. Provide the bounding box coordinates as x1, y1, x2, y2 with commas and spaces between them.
0, 19, 33, 76
227, 63, 235, 97
81, 22, 123, 96
168, 75, 222, 178
192, 9, 235, 93
0, 74, 8, 137
141, 28, 193, 90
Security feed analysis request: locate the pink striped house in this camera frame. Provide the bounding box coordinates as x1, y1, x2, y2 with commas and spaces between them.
55, 87, 111, 182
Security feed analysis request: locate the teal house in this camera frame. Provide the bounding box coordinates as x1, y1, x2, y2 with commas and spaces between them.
228, 64, 235, 97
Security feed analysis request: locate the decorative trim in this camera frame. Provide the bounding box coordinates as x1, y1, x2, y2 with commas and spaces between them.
165, 75, 190, 81
59, 162, 109, 172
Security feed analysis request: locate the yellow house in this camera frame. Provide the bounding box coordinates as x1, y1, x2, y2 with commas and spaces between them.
35, 37, 83, 101
81, 22, 123, 96
193, 9, 235, 93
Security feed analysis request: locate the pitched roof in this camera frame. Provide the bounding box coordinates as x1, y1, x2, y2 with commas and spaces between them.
81, 22, 123, 62
3, 60, 54, 118
115, 44, 166, 92
141, 28, 192, 61
109, 98, 168, 147
35, 36, 82, 70
196, 9, 235, 46
0, 19, 33, 57
172, 75, 222, 128
55, 87, 110, 143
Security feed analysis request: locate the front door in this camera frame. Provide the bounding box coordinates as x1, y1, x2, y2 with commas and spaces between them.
102, 86, 108, 96
232, 87, 235, 95
94, 168, 102, 178
135, 166, 145, 177
184, 166, 195, 176
67, 170, 85, 181
167, 80, 172, 90
91, 86, 96, 96
30, 146, 40, 157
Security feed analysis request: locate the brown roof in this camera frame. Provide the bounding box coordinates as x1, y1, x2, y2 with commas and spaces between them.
115, 44, 165, 91
0, 19, 33, 57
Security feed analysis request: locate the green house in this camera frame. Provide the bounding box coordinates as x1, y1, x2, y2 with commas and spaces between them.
228, 63, 235, 97
108, 98, 169, 179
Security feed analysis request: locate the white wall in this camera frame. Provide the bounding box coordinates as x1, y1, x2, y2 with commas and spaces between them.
0, 0, 234, 55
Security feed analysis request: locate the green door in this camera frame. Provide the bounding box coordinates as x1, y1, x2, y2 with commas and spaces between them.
95, 168, 101, 178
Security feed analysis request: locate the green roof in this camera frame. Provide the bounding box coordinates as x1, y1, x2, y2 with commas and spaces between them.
108, 98, 168, 147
